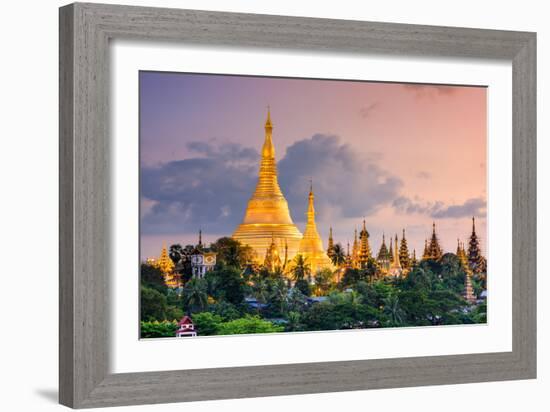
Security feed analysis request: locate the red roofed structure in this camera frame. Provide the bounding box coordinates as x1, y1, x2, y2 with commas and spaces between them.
175, 315, 197, 337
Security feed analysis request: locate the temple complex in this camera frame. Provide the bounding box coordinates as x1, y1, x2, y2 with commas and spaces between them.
232, 108, 303, 262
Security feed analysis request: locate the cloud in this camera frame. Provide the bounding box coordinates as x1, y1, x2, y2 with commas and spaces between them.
141, 134, 404, 236
278, 134, 403, 222
431, 197, 487, 218
416, 171, 431, 179
359, 102, 379, 118
140, 140, 259, 235
393, 196, 486, 219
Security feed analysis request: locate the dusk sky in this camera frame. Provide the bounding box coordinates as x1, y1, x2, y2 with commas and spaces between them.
140, 71, 486, 260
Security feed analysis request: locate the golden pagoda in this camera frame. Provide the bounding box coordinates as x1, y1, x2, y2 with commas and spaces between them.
232, 108, 303, 262
357, 220, 372, 268
457, 239, 476, 304
264, 234, 283, 273
351, 228, 359, 268
154, 243, 181, 288
388, 234, 403, 277
327, 227, 335, 261
297, 181, 334, 273
157, 242, 175, 275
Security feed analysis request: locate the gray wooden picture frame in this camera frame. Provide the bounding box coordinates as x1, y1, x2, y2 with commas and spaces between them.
59, 2, 536, 408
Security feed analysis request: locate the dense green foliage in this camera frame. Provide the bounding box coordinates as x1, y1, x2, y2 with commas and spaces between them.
140, 239, 487, 338
140, 320, 178, 338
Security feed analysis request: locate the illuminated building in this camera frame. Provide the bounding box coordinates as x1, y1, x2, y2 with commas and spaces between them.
232, 108, 303, 262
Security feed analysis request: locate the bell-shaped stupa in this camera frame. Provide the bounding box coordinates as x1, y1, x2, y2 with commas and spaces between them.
297, 181, 334, 273
232, 108, 303, 261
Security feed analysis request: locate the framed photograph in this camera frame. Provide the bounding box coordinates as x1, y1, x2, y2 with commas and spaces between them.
59, 2, 536, 408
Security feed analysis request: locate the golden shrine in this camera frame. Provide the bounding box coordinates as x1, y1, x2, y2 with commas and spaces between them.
297, 182, 334, 273
232, 108, 303, 262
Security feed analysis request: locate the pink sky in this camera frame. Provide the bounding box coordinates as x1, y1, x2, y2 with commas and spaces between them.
140, 73, 486, 259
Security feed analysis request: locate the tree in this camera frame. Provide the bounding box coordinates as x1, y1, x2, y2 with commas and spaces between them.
286, 311, 304, 332
217, 316, 284, 335
294, 279, 311, 296
207, 301, 242, 321
251, 276, 270, 311
140, 286, 168, 321
364, 258, 380, 283
290, 254, 311, 283
191, 312, 223, 335
287, 288, 308, 313
313, 268, 334, 296
169, 244, 184, 265
206, 265, 247, 305
330, 243, 347, 267
211, 237, 255, 268
140, 263, 165, 290
268, 278, 289, 316
182, 278, 208, 314
140, 320, 178, 338
383, 294, 404, 326
356, 280, 392, 308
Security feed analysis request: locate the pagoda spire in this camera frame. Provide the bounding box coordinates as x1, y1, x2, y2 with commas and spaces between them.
427, 222, 443, 260
467, 216, 484, 274
377, 233, 390, 271
327, 226, 335, 260
265, 105, 272, 131
157, 242, 175, 275
254, 107, 282, 197
358, 220, 371, 268
393, 234, 401, 267
399, 228, 411, 270
352, 228, 359, 268
389, 234, 402, 276
198, 229, 203, 247
422, 239, 430, 260
233, 109, 303, 265
297, 180, 333, 272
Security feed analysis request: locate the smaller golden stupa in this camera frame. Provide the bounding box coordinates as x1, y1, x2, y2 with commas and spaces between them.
297, 182, 334, 273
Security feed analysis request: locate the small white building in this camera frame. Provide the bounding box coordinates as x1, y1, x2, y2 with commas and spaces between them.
190, 249, 216, 278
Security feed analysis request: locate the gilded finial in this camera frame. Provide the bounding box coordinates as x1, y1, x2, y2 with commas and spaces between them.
265, 105, 272, 130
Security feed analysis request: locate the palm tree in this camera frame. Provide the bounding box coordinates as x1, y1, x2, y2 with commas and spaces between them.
345, 289, 361, 308
169, 244, 184, 264
383, 294, 404, 326
286, 311, 302, 332
182, 278, 208, 314
313, 268, 334, 296
291, 254, 311, 283
251, 277, 269, 313
270, 278, 289, 315
331, 243, 346, 267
